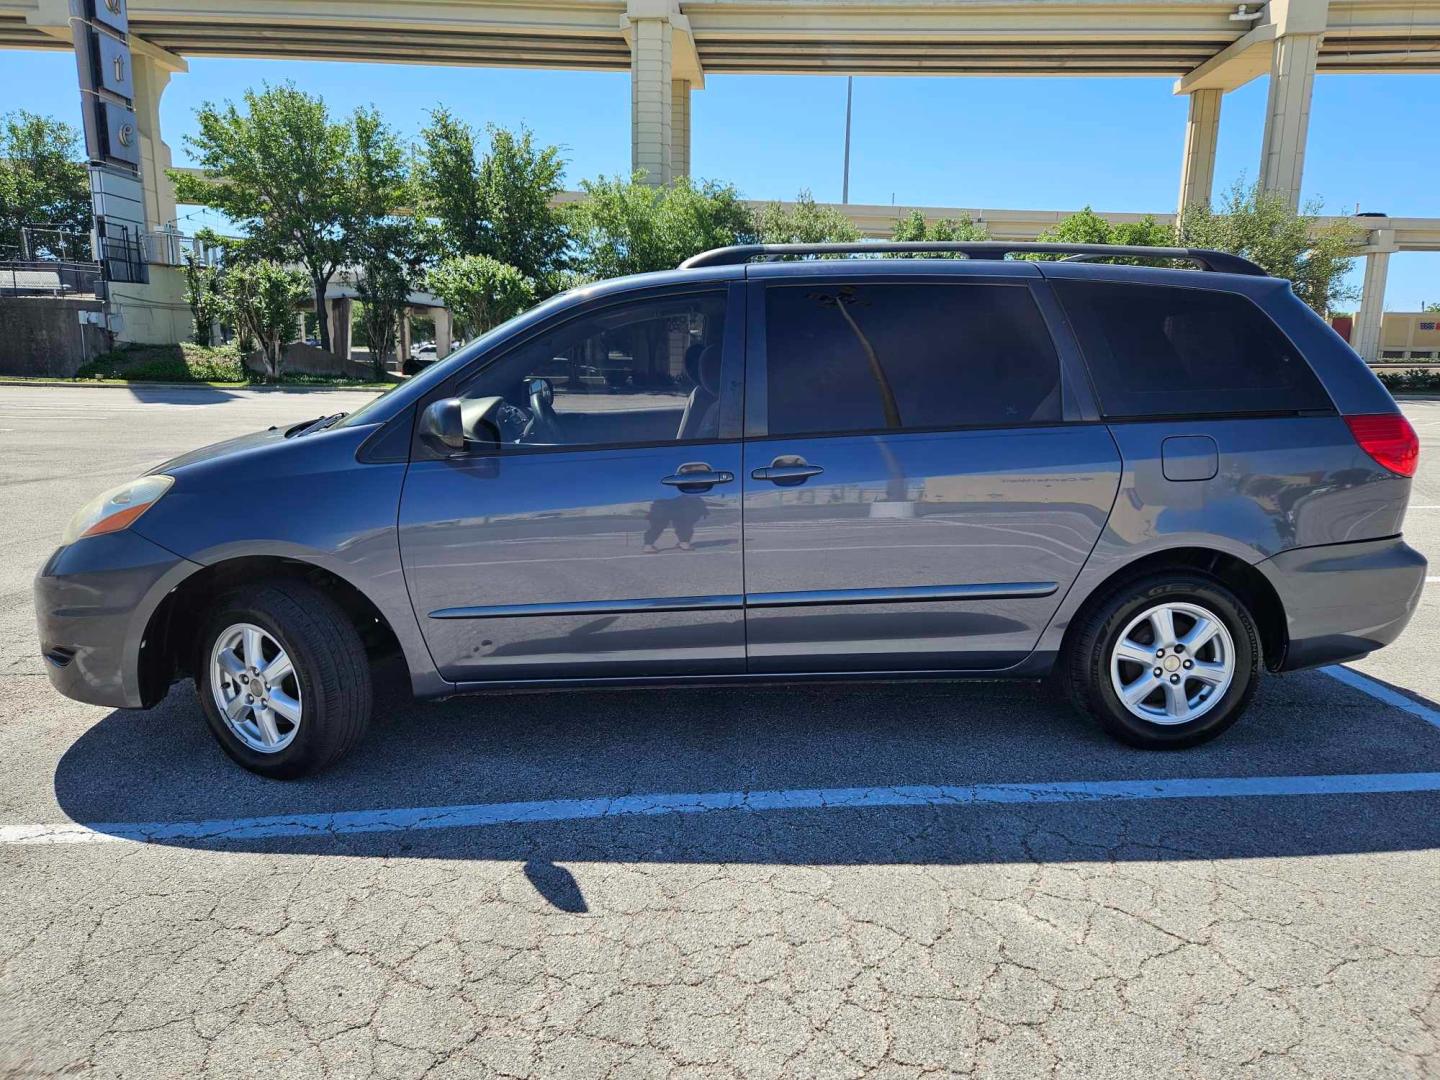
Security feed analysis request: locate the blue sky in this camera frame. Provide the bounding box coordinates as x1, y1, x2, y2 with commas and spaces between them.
4, 49, 1438, 309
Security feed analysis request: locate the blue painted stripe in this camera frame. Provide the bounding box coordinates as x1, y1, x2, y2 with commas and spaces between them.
5, 771, 1439, 846
1323, 665, 1440, 730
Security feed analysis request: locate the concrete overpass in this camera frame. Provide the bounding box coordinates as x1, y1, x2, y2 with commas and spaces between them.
4, 0, 1438, 348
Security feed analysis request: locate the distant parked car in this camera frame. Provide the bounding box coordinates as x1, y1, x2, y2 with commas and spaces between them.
403, 342, 438, 375
35, 241, 1427, 777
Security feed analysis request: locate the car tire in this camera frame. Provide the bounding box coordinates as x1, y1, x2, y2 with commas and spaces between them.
1065, 572, 1261, 749
195, 581, 373, 779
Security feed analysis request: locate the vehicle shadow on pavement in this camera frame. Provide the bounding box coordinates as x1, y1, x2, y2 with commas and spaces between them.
52, 666, 1440, 871
123, 385, 242, 406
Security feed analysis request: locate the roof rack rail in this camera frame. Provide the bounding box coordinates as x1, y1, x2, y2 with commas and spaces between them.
678, 241, 1267, 277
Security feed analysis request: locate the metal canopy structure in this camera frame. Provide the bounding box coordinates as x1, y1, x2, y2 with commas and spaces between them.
2, 0, 1437, 356
4, 0, 1440, 75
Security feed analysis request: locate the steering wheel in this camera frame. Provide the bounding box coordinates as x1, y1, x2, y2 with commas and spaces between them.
524, 377, 563, 444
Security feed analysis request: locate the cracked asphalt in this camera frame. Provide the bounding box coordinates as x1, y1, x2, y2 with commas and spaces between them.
1, 385, 1438, 1079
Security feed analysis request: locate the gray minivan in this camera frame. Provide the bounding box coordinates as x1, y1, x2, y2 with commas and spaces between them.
36, 242, 1427, 777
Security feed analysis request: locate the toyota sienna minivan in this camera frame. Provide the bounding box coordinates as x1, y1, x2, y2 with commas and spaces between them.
36, 242, 1427, 777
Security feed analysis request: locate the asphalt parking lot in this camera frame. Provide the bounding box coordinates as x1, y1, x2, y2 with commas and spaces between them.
1, 384, 1438, 1079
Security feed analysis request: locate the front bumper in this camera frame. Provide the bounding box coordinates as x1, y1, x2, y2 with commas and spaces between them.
35, 531, 201, 709
1258, 536, 1427, 672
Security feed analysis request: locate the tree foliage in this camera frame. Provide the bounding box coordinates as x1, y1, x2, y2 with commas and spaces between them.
172, 84, 358, 351
348, 107, 421, 377
567, 174, 755, 278
414, 111, 569, 284
222, 260, 309, 382
1031, 206, 1175, 263
753, 190, 860, 244
181, 229, 228, 348
426, 255, 535, 338
891, 209, 989, 243
0, 111, 91, 258
1178, 180, 1361, 315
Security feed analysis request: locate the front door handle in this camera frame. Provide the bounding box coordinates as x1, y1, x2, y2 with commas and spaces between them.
751, 456, 824, 486
661, 463, 734, 493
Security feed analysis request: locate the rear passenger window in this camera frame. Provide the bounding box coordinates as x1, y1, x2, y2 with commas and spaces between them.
1054, 281, 1333, 419
763, 283, 1061, 437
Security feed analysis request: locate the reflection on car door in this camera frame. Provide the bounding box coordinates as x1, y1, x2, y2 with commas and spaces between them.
399, 286, 747, 683
741, 273, 1122, 673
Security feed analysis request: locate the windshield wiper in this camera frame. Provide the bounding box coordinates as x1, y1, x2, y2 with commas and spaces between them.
288, 412, 348, 438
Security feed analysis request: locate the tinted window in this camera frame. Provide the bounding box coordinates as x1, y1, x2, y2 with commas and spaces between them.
459, 292, 727, 449
1054, 281, 1332, 418
763, 283, 1062, 437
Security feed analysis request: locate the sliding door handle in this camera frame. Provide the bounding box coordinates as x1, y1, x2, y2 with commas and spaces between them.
751, 458, 824, 486
661, 464, 734, 492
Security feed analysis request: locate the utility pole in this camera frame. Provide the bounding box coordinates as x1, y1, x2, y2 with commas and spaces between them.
842, 77, 853, 204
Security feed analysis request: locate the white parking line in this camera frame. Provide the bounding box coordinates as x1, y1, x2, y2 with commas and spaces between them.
1322, 665, 1440, 729
4, 771, 1440, 847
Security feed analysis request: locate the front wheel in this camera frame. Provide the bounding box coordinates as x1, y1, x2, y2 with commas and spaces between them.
1065, 573, 1261, 749
196, 582, 373, 778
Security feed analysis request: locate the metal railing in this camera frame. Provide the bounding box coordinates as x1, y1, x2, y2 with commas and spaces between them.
0, 260, 102, 297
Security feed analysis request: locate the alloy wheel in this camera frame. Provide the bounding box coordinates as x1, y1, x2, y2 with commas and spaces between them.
209, 622, 303, 753
1108, 601, 1235, 725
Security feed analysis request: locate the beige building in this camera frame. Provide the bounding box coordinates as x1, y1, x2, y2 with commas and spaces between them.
1377, 312, 1440, 363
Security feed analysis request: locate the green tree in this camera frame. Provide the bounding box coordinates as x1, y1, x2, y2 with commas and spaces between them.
891, 209, 989, 244
222, 260, 309, 382
414, 111, 569, 284
1030, 207, 1175, 263
181, 230, 228, 347
172, 84, 355, 351
889, 209, 988, 257
753, 190, 860, 245
1178, 180, 1362, 314
1424, 302, 1440, 313
425, 255, 535, 338
0, 111, 91, 258
347, 107, 421, 378
567, 173, 755, 278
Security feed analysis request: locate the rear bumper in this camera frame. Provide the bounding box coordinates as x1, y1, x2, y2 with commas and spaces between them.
34, 531, 200, 709
1258, 536, 1427, 672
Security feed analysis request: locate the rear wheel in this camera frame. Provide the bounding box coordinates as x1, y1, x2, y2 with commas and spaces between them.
196, 581, 372, 778
1066, 573, 1260, 749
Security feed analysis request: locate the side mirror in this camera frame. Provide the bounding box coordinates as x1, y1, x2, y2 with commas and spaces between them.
419, 397, 504, 456
419, 398, 465, 453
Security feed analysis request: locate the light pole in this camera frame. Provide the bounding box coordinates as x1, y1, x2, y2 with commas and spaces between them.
842, 76, 853, 204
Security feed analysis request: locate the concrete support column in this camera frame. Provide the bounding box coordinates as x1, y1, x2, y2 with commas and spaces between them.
329, 297, 352, 361
629, 15, 673, 185
433, 307, 453, 357
105, 41, 191, 344
296, 311, 307, 343
671, 79, 691, 180
1177, 88, 1222, 214
398, 310, 412, 368
1258, 32, 1321, 208
1354, 233, 1395, 364
129, 47, 180, 232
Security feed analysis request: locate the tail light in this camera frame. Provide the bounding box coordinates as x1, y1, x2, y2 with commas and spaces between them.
1345, 413, 1419, 478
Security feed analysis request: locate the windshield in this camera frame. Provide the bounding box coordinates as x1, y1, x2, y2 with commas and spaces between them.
334, 289, 586, 430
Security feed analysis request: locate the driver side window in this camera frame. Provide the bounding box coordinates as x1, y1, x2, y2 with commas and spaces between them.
459, 291, 728, 451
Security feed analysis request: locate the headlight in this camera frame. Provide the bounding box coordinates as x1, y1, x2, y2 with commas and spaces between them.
60, 475, 174, 546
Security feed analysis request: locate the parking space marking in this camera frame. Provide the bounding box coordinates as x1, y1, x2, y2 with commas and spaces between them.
5, 771, 1440, 848
1323, 665, 1440, 730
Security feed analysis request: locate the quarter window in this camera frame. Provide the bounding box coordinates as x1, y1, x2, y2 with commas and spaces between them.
763, 283, 1062, 437
1053, 281, 1333, 418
